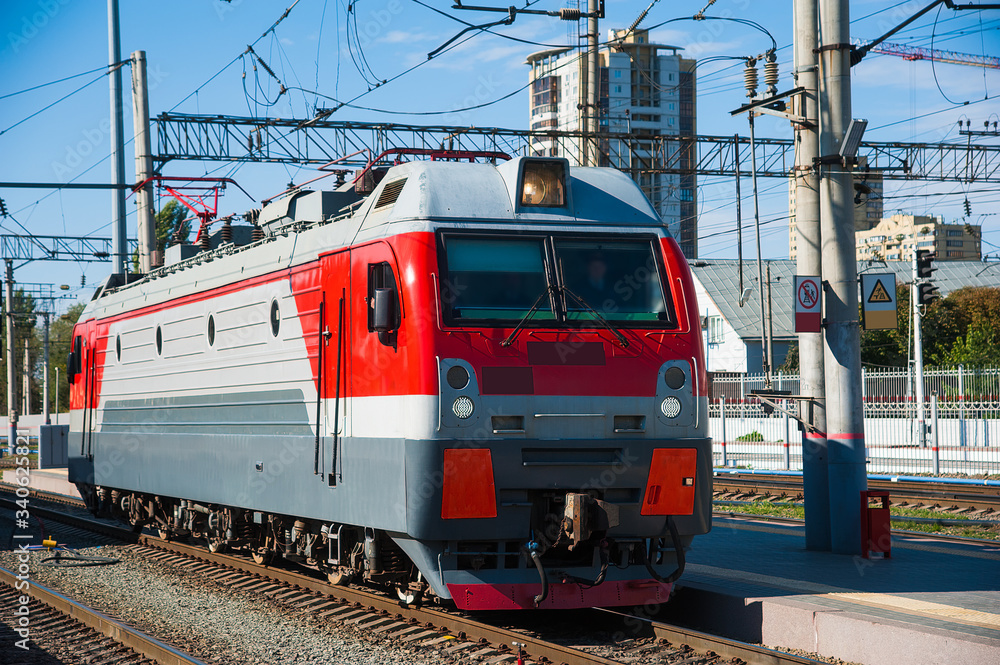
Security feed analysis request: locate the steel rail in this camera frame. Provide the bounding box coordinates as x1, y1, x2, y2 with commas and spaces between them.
713, 473, 1000, 512
1, 492, 835, 665
0, 565, 207, 665
0, 494, 616, 665
134, 536, 622, 665
596, 608, 829, 665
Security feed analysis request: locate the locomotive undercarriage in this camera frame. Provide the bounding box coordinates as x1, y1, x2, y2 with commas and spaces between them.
78, 483, 430, 604
76, 482, 683, 609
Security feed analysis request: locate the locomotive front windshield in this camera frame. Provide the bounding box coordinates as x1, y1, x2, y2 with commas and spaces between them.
439, 233, 676, 327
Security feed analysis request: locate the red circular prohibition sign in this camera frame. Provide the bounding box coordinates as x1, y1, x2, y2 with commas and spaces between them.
798, 279, 819, 310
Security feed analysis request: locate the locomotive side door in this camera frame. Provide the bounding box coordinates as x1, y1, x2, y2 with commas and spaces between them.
322, 250, 351, 486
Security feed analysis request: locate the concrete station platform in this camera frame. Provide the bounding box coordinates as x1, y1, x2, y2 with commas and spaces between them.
665, 515, 1000, 665
1, 467, 81, 500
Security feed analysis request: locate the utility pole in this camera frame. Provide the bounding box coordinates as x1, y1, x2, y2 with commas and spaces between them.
132, 50, 157, 272
22, 338, 29, 416
5, 260, 16, 455
912, 257, 926, 447
42, 312, 50, 425
586, 0, 599, 166
794, 0, 831, 551
818, 0, 867, 554
108, 0, 127, 275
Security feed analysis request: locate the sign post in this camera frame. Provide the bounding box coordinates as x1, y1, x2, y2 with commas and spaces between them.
861, 273, 897, 330
794, 275, 822, 333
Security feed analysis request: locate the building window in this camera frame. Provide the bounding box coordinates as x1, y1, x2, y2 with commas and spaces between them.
614, 69, 622, 78
946, 240, 963, 247
706, 316, 725, 344
614, 85, 622, 93
947, 229, 963, 236
531, 76, 559, 110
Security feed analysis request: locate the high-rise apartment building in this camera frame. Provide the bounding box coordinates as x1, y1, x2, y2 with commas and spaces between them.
855, 213, 981, 262
526, 29, 699, 257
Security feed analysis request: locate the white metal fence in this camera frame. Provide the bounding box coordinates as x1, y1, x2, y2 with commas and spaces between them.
709, 366, 1000, 476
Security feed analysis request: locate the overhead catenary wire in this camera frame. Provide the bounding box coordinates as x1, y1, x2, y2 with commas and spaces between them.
168, 0, 301, 113
0, 65, 115, 101
0, 68, 117, 138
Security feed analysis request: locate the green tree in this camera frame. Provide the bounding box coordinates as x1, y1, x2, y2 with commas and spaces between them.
942, 323, 1000, 367
776, 342, 798, 373
132, 199, 192, 271
860, 284, 912, 369
929, 287, 1000, 367
0, 290, 38, 415
857, 285, 1000, 369
156, 199, 192, 254
35, 302, 85, 417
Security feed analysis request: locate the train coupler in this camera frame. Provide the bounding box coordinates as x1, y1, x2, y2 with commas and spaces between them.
561, 492, 620, 551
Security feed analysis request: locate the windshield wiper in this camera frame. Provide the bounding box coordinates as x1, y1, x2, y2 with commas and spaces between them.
500, 286, 555, 347
559, 286, 630, 349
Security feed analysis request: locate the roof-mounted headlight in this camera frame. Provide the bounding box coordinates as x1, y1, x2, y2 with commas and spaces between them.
520, 159, 566, 207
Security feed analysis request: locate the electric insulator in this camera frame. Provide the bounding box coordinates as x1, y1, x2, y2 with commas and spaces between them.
764, 58, 779, 96
964, 198, 972, 216
251, 224, 264, 242
559, 7, 581, 20
221, 218, 233, 244
200, 224, 211, 251
744, 59, 758, 98
81, 274, 86, 287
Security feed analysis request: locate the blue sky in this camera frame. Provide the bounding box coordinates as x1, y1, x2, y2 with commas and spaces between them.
1, 0, 998, 310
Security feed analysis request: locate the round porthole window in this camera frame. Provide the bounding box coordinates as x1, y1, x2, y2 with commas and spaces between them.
207, 315, 216, 347
115, 334, 121, 362
269, 300, 280, 337
155, 326, 163, 355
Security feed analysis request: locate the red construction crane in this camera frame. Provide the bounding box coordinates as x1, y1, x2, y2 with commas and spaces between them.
858, 40, 1000, 69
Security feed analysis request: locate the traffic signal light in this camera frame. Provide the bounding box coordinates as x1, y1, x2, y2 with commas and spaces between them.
916, 249, 936, 279
917, 282, 940, 305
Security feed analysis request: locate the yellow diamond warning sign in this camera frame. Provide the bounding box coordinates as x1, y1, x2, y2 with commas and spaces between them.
862, 273, 897, 330
868, 279, 892, 304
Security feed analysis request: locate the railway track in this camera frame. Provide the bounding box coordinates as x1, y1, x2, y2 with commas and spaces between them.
713, 472, 1000, 515
0, 565, 205, 665
0, 490, 829, 665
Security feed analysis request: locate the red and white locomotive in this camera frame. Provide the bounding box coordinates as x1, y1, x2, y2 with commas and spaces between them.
67, 154, 711, 610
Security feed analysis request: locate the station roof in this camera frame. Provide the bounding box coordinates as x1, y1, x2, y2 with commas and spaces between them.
690, 259, 1000, 341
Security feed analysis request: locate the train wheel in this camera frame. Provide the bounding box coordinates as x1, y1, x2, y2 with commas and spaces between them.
327, 569, 353, 586
396, 572, 425, 606
207, 538, 227, 554
252, 548, 273, 566
157, 528, 171, 541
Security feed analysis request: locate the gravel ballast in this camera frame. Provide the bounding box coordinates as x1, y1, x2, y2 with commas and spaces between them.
0, 518, 453, 664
